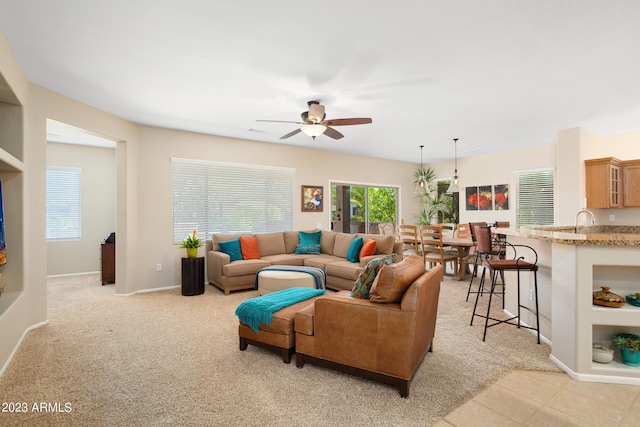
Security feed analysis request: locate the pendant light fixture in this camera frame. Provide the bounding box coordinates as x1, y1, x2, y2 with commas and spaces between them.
446, 138, 459, 194
415, 145, 426, 193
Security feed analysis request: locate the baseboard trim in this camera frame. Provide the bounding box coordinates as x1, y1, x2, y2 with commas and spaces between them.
0, 320, 49, 378
115, 285, 181, 297
46, 271, 100, 279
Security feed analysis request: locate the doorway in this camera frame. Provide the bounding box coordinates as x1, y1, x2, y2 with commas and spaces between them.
330, 182, 398, 234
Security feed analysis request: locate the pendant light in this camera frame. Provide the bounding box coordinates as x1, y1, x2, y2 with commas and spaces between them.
446, 138, 459, 194
415, 145, 426, 193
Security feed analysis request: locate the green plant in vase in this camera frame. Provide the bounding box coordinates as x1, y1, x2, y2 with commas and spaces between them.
181, 230, 203, 258
613, 333, 640, 367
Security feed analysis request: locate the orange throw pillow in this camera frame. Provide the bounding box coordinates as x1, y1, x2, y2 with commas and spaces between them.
359, 238, 377, 258
240, 237, 260, 260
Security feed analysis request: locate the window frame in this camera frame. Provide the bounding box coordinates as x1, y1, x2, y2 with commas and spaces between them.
172, 157, 295, 244
515, 167, 556, 228
46, 166, 82, 241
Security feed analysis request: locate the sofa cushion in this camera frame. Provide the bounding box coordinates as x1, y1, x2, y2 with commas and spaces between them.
283, 231, 299, 254
261, 254, 306, 266
359, 238, 377, 258
333, 233, 356, 258
213, 233, 253, 251
351, 255, 394, 299
357, 234, 395, 255
218, 238, 243, 262
346, 237, 364, 262
304, 255, 344, 270
369, 254, 425, 303
325, 260, 364, 281
256, 232, 286, 257
223, 259, 271, 277
299, 230, 321, 245
295, 244, 321, 254
320, 231, 338, 255
240, 236, 261, 260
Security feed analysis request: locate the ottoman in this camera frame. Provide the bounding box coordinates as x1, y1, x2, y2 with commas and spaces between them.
239, 296, 321, 363
257, 269, 317, 295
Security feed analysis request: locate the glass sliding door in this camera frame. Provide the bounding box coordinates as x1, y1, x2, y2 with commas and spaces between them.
331, 183, 398, 234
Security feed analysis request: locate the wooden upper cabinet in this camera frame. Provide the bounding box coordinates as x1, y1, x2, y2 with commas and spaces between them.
585, 157, 622, 208
622, 160, 640, 207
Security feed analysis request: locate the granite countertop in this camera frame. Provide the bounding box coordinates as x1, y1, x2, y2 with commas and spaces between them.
495, 225, 640, 246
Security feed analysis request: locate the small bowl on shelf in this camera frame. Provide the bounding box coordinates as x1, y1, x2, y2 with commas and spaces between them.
626, 294, 640, 307
592, 344, 614, 364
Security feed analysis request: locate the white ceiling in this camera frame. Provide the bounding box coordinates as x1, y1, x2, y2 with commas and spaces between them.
2, 1, 640, 163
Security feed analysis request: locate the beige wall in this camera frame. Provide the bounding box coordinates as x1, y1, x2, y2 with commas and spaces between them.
135, 126, 420, 289
427, 128, 640, 228
46, 142, 116, 275
427, 143, 558, 226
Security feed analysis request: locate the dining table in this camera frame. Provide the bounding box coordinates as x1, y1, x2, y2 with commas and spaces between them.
442, 236, 474, 281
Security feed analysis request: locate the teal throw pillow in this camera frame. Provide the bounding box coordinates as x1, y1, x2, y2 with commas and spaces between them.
351, 255, 394, 299
295, 243, 321, 254
346, 237, 364, 263
299, 230, 321, 245
218, 238, 243, 262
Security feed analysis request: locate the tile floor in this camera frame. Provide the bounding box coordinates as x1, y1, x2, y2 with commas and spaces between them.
435, 370, 640, 427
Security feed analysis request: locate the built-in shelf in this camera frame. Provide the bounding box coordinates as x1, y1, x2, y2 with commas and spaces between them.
0, 146, 24, 172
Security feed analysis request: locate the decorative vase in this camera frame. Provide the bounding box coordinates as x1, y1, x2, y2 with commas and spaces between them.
620, 348, 640, 367
593, 286, 625, 308
186, 248, 198, 258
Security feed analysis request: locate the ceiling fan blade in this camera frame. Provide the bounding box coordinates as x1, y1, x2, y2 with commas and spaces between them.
279, 128, 302, 140
257, 119, 304, 124
323, 127, 344, 140
324, 118, 372, 126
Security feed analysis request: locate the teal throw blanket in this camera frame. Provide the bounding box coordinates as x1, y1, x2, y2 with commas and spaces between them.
235, 287, 325, 333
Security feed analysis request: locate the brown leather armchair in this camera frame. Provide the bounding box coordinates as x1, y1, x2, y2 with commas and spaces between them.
295, 259, 443, 397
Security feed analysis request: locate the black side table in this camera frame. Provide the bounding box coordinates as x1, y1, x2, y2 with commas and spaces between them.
181, 257, 205, 296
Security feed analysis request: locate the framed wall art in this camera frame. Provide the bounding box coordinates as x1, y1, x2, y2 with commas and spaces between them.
301, 185, 323, 212
493, 184, 509, 210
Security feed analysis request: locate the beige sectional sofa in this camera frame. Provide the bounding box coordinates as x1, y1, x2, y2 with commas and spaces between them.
206, 230, 403, 294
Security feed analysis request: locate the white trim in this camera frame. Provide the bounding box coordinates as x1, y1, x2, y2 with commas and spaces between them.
46, 271, 100, 279
0, 320, 49, 378
171, 156, 295, 173
116, 284, 181, 296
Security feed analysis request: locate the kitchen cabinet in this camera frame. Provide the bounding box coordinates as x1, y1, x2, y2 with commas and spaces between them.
585, 157, 622, 208
622, 160, 640, 207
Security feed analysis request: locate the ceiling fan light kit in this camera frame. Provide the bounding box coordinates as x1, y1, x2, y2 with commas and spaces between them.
258, 100, 372, 141
446, 138, 460, 194
301, 123, 327, 139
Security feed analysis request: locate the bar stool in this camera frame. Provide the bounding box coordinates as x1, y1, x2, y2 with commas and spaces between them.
465, 222, 505, 302
470, 226, 540, 344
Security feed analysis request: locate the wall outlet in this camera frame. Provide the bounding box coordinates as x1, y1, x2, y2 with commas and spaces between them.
529, 288, 534, 301
609, 214, 615, 222
156, 263, 162, 272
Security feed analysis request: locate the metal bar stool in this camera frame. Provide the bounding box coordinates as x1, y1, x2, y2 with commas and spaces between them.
465, 222, 505, 302
470, 226, 540, 344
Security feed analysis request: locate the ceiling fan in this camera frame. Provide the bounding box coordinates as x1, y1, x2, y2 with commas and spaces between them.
257, 100, 372, 140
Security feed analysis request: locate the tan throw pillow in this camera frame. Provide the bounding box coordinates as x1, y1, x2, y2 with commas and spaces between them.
369, 254, 425, 303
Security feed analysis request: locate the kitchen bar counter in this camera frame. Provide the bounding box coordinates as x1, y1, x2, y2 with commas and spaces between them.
495, 225, 640, 386
495, 225, 640, 246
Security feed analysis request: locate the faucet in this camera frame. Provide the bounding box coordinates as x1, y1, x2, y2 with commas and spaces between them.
575, 209, 596, 232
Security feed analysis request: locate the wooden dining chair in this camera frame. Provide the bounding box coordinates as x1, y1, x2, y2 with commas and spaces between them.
396, 223, 420, 258
419, 224, 459, 273
455, 224, 472, 238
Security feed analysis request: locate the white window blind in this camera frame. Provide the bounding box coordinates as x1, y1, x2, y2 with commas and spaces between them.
172, 158, 295, 244
46, 167, 81, 240
516, 168, 555, 227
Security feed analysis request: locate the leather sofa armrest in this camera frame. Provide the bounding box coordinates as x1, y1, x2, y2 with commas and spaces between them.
294, 304, 315, 336
207, 250, 230, 285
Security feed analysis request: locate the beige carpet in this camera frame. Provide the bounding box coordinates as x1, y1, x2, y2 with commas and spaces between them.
0, 273, 559, 426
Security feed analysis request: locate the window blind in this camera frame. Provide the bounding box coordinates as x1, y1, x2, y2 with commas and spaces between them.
46, 167, 82, 240
172, 158, 295, 244
516, 168, 555, 227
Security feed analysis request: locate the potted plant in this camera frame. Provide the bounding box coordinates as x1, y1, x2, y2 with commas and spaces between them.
612, 333, 640, 367
180, 230, 203, 258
